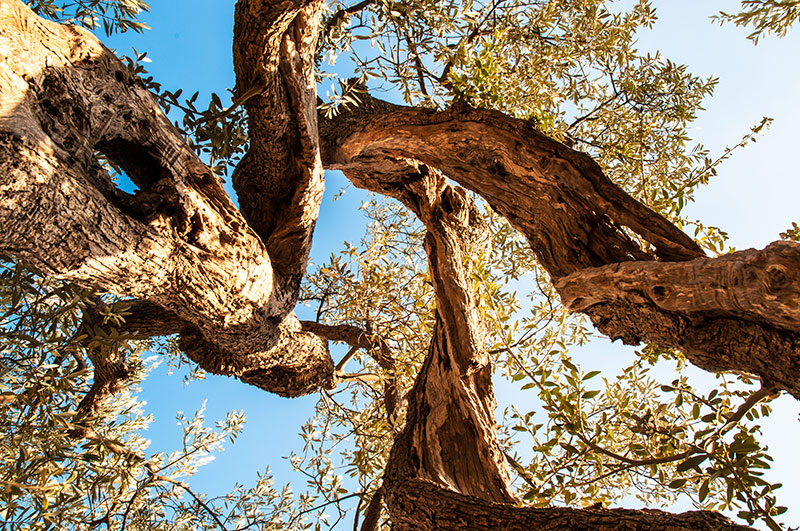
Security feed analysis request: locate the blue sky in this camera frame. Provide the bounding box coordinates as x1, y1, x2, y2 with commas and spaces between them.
102, 0, 800, 527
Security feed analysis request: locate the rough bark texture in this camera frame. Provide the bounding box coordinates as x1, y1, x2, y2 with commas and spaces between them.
557, 241, 800, 332
319, 95, 704, 277
232, 0, 324, 307
380, 170, 516, 516
0, 0, 781, 528
320, 94, 800, 398
385, 478, 753, 531
0, 0, 331, 396
555, 241, 800, 398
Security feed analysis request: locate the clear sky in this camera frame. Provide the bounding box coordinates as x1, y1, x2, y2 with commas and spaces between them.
102, 1, 800, 528
636, 8, 800, 522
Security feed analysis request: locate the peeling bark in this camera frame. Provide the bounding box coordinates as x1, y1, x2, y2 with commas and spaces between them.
383, 171, 516, 515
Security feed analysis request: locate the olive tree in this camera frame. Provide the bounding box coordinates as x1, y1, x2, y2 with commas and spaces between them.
1, 0, 798, 529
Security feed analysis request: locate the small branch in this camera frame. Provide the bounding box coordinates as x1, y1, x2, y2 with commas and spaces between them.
437, 0, 503, 88
289, 492, 365, 526
149, 472, 229, 531
572, 384, 777, 474
504, 452, 539, 490
360, 486, 384, 531
73, 424, 141, 458
300, 320, 393, 370
402, 29, 430, 100
86, 514, 111, 529
300, 320, 398, 417
324, 0, 377, 34
721, 385, 779, 430
0, 392, 18, 404
337, 372, 382, 383
352, 495, 364, 531
120, 474, 150, 531
72, 300, 136, 417
575, 430, 694, 467
335, 345, 361, 374
567, 92, 621, 131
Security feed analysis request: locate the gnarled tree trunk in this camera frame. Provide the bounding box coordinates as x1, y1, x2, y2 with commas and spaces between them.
1, 0, 793, 528
319, 94, 800, 399
0, 0, 332, 397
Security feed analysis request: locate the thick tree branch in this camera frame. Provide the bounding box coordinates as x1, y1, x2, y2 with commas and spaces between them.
0, 0, 332, 397
384, 478, 754, 531
319, 95, 703, 278
555, 242, 800, 397
384, 171, 517, 510
148, 473, 230, 531
0, 1, 788, 527
319, 93, 800, 398
232, 0, 325, 304
556, 241, 800, 332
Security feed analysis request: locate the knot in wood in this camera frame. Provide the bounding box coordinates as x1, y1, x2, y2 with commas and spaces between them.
765, 264, 790, 293
651, 285, 669, 301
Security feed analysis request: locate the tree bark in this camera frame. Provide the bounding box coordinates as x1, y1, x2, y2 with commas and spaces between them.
0, 0, 331, 396
232, 0, 325, 307
319, 95, 703, 277
380, 170, 517, 510
0, 1, 778, 528
554, 241, 800, 397
385, 478, 754, 531
371, 167, 755, 530
320, 94, 800, 398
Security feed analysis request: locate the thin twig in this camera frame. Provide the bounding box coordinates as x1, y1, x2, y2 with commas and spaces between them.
325, 0, 377, 34
289, 492, 364, 527
504, 451, 539, 490
437, 0, 503, 88
335, 345, 361, 374
150, 473, 229, 531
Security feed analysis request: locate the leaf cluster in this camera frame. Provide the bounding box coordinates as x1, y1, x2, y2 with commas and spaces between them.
0, 258, 307, 530
715, 0, 800, 43
22, 0, 151, 36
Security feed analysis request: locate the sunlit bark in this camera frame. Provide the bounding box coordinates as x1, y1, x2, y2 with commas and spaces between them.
0, 0, 784, 527
320, 94, 800, 399
0, 0, 331, 396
